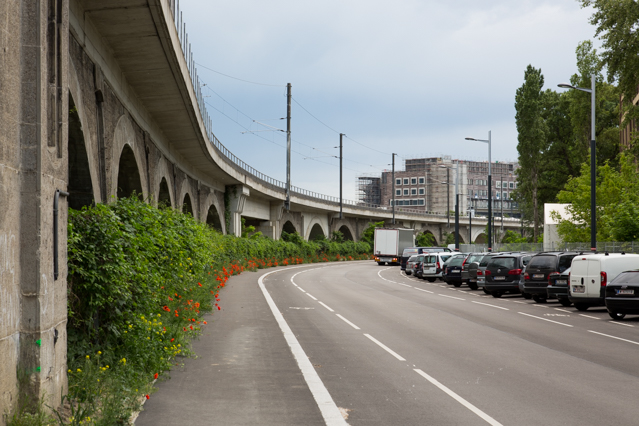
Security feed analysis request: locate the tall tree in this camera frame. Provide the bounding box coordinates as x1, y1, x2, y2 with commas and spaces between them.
580, 0, 639, 156
514, 65, 548, 241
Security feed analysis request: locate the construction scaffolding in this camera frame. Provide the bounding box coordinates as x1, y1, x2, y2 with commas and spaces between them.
356, 174, 382, 207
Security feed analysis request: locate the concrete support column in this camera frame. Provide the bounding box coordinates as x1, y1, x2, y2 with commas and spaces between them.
255, 202, 284, 239
227, 185, 249, 237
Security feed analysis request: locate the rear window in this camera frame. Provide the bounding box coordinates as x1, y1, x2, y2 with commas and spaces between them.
612, 271, 639, 285
558, 255, 576, 272
424, 255, 437, 263
403, 248, 418, 256
488, 257, 516, 269
528, 255, 557, 269
448, 257, 464, 266
408, 255, 419, 261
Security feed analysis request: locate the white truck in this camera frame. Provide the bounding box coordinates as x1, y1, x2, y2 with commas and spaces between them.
373, 228, 414, 266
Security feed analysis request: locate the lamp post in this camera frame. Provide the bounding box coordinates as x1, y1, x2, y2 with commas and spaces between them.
392, 153, 396, 225
439, 163, 459, 251
466, 132, 492, 251
558, 76, 596, 252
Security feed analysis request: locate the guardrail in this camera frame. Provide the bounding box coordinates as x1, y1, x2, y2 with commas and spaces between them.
164, 0, 521, 223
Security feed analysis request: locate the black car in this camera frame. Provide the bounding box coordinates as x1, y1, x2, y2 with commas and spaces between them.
605, 270, 639, 320
523, 252, 578, 303
443, 256, 464, 286
461, 253, 487, 290
547, 268, 572, 307
484, 253, 532, 298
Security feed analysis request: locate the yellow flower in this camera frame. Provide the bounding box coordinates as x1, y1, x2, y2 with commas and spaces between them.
77, 369, 82, 373
68, 369, 71, 373
86, 355, 90, 359
106, 365, 109, 369
97, 351, 102, 355
129, 324, 133, 328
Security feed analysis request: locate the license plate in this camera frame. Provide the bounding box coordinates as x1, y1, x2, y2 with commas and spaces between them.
572, 286, 585, 293
450, 270, 460, 274
555, 280, 567, 285
533, 274, 544, 279
380, 257, 391, 262
494, 276, 505, 281
617, 289, 634, 295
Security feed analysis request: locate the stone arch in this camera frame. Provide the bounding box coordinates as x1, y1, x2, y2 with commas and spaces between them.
281, 220, 297, 236
178, 177, 197, 217
116, 145, 143, 199
154, 157, 174, 208
338, 225, 354, 241
111, 115, 147, 200
202, 192, 225, 233
305, 216, 328, 241
308, 223, 326, 241
417, 230, 438, 246
67, 63, 101, 204
331, 218, 357, 242
474, 232, 487, 244
182, 193, 194, 216
67, 93, 95, 209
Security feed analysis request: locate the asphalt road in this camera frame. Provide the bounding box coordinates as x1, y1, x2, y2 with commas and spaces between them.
136, 261, 639, 425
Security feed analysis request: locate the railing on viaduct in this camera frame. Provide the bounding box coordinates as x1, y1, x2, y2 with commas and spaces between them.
164, 0, 519, 223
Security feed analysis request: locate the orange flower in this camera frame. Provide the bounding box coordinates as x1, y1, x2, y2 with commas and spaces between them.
203, 321, 207, 325
154, 373, 158, 379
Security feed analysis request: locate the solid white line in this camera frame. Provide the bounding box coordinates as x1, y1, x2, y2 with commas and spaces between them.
438, 294, 465, 301
472, 301, 509, 311
588, 330, 639, 345
258, 270, 348, 425
609, 321, 634, 327
579, 314, 599, 320
306, 293, 318, 301
415, 288, 434, 294
364, 334, 406, 361
336, 314, 360, 330
513, 301, 527, 304
554, 308, 571, 313
532, 304, 549, 308
518, 312, 573, 327
318, 302, 334, 312
413, 369, 504, 426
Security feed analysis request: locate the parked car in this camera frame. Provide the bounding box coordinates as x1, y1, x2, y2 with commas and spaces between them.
400, 247, 451, 271
523, 252, 578, 303
405, 255, 423, 276
443, 256, 465, 286
484, 253, 532, 298
569, 253, 639, 311
605, 270, 639, 320
547, 268, 572, 306
420, 252, 453, 282
462, 253, 488, 290
476, 253, 507, 293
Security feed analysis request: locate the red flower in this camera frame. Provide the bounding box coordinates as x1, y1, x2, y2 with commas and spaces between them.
217, 306, 221, 310
198, 282, 202, 287
154, 373, 158, 379
189, 325, 194, 330
203, 321, 207, 325
146, 395, 150, 400
170, 338, 175, 342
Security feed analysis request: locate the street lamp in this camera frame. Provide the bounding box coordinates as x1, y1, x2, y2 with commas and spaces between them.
558, 76, 596, 252
439, 163, 459, 251
466, 132, 492, 251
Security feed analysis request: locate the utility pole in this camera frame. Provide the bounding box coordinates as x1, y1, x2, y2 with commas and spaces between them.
339, 133, 344, 219
454, 163, 459, 251
468, 204, 472, 247
447, 167, 450, 228
285, 83, 291, 210
392, 153, 396, 225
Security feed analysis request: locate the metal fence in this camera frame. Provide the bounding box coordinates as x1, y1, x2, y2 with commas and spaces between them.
460, 242, 639, 254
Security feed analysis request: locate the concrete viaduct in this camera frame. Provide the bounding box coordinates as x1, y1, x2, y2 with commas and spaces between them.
0, 0, 522, 418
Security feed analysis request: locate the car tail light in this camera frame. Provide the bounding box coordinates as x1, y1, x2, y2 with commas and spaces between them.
437, 261, 440, 269
524, 273, 530, 280
547, 272, 559, 285
601, 271, 607, 287
484, 270, 491, 276
477, 270, 483, 276
508, 269, 522, 275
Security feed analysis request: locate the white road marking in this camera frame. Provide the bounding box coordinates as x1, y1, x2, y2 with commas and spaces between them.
554, 308, 571, 313
518, 312, 573, 327
306, 293, 318, 301
414, 369, 504, 426
609, 321, 634, 327
579, 314, 599, 320
259, 270, 348, 425
399, 283, 413, 288
364, 334, 406, 361
336, 314, 361, 330
513, 301, 526, 304
318, 302, 334, 312
415, 288, 434, 294
472, 301, 509, 311
438, 294, 465, 301
532, 304, 549, 308
298, 287, 306, 293
588, 330, 639, 345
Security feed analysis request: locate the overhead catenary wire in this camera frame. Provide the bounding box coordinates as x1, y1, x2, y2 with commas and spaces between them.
196, 61, 284, 87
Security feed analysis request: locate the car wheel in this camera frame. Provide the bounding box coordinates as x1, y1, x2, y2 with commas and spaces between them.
427, 278, 436, 282
608, 311, 626, 320
522, 292, 532, 299
532, 295, 547, 303
468, 282, 478, 290
574, 303, 589, 311
453, 282, 462, 288
483, 288, 490, 294
491, 291, 502, 298
559, 298, 572, 307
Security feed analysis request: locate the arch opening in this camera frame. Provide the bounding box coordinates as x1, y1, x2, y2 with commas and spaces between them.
158, 177, 172, 208
281, 220, 297, 236
474, 233, 487, 244
417, 230, 438, 246
68, 93, 94, 210
206, 204, 223, 232
338, 225, 354, 241
309, 223, 325, 241
117, 145, 143, 200
182, 193, 193, 216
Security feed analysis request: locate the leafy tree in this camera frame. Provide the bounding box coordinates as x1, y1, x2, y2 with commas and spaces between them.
330, 230, 344, 243
416, 232, 436, 247
514, 65, 548, 241
580, 0, 639, 157
360, 221, 385, 248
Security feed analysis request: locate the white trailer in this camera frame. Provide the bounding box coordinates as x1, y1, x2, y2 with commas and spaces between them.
373, 228, 414, 265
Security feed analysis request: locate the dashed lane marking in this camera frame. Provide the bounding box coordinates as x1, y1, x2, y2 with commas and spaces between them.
472, 301, 509, 311
588, 330, 639, 346
518, 312, 573, 327
364, 334, 406, 361
336, 314, 361, 330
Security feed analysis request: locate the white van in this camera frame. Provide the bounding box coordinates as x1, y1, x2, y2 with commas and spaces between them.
569, 253, 639, 310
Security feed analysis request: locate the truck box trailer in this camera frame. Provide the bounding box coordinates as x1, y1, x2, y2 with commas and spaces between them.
373, 228, 414, 265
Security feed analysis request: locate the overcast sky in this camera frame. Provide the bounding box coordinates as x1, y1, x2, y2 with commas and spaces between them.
179, 0, 598, 200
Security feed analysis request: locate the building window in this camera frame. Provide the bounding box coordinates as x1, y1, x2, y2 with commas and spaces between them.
403, 189, 409, 196
503, 191, 508, 199
419, 188, 425, 195
411, 177, 417, 185
403, 178, 409, 185
396, 189, 401, 196
418, 177, 425, 184
396, 178, 401, 185
509, 182, 514, 189
418, 199, 425, 206
411, 188, 417, 195
496, 181, 501, 188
